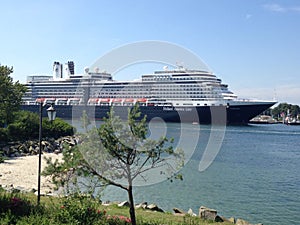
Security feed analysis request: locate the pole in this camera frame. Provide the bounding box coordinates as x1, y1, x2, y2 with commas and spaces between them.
37, 101, 43, 205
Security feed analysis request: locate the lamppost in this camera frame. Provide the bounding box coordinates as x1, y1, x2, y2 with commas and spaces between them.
37, 101, 56, 205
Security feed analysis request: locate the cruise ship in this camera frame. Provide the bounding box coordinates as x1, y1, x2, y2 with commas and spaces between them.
21, 61, 276, 124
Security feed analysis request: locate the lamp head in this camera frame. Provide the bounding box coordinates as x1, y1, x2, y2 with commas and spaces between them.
47, 104, 56, 121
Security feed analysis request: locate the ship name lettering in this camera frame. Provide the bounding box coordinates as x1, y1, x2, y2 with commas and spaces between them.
174, 107, 192, 112
174, 107, 185, 111
163, 107, 174, 111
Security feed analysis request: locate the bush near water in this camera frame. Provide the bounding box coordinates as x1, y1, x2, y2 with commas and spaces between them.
0, 110, 74, 143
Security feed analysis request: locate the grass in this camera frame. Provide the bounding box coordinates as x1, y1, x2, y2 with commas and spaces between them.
0, 189, 233, 225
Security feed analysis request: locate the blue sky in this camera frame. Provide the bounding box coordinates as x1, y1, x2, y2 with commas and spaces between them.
1, 0, 300, 105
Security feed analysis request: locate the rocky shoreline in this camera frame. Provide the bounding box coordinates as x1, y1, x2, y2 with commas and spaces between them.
0, 136, 78, 158
102, 201, 263, 225
0, 136, 262, 225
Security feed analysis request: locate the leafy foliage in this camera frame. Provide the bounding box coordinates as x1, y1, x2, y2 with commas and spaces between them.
2, 110, 74, 142
42, 117, 75, 139
271, 103, 300, 119
54, 193, 106, 225
7, 110, 39, 140
0, 65, 27, 127
0, 190, 39, 224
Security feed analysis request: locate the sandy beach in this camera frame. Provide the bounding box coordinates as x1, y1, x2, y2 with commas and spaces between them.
0, 153, 62, 193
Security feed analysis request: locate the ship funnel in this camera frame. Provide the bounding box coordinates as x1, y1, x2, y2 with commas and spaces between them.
53, 61, 62, 80
63, 61, 75, 79
64, 63, 70, 78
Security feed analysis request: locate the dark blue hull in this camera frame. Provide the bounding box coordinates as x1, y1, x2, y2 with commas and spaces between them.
21, 102, 275, 125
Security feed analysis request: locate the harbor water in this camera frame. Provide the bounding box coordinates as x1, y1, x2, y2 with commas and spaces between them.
70, 121, 300, 225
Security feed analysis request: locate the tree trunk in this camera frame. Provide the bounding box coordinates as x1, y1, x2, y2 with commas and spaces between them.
127, 185, 136, 225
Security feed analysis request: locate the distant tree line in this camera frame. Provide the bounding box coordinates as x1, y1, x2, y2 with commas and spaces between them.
271, 103, 300, 119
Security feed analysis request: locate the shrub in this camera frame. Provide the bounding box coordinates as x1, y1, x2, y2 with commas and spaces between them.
53, 193, 106, 225
0, 190, 38, 223
43, 118, 75, 139
5, 111, 74, 142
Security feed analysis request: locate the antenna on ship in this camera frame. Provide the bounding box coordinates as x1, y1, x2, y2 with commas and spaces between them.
84, 67, 90, 74
176, 61, 185, 70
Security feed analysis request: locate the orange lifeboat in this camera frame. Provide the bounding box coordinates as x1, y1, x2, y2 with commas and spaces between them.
137, 98, 147, 103
100, 98, 110, 102
124, 98, 135, 102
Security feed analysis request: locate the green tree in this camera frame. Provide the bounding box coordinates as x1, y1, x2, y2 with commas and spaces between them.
0, 65, 27, 127
43, 104, 184, 225
271, 103, 300, 119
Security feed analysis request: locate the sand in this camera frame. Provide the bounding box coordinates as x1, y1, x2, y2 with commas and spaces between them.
0, 153, 62, 193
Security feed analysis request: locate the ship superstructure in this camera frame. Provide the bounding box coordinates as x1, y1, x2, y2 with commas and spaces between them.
22, 61, 276, 124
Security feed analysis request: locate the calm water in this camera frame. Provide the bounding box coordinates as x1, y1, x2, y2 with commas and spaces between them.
71, 121, 300, 225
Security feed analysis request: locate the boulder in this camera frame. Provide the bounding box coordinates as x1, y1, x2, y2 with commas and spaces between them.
187, 208, 197, 217
34, 146, 40, 154
2, 146, 10, 155
199, 206, 217, 221
135, 202, 147, 209
43, 146, 49, 152
118, 201, 129, 207
214, 215, 224, 222
102, 201, 111, 206
30, 188, 37, 193
146, 204, 164, 212
228, 217, 236, 223
173, 207, 186, 215
29, 146, 34, 153
8, 147, 17, 157
13, 152, 21, 157
54, 149, 61, 154
18, 144, 28, 153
